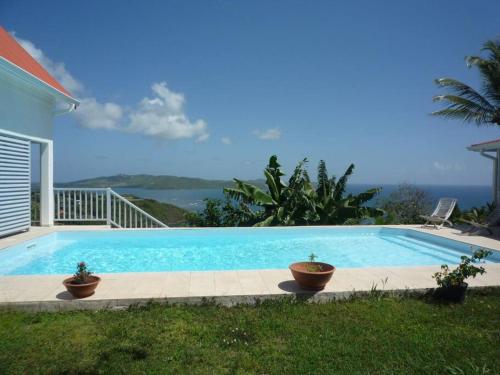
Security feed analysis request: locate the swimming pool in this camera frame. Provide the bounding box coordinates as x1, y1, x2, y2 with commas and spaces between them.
0, 227, 498, 275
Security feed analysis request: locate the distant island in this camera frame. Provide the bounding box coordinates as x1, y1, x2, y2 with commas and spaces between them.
58, 174, 265, 190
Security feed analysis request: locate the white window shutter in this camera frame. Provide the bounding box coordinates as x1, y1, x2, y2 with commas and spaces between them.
0, 135, 31, 237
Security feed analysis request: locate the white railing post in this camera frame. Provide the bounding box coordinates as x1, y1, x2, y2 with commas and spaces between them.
106, 188, 111, 226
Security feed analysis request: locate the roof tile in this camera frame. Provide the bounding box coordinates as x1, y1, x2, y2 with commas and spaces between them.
0, 26, 73, 98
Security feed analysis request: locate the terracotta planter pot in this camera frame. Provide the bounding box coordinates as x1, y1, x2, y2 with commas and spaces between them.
433, 282, 468, 303
289, 262, 335, 291
63, 276, 101, 298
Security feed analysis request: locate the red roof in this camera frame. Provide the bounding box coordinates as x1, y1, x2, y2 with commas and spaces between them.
0, 26, 73, 98
471, 139, 500, 147
468, 138, 500, 152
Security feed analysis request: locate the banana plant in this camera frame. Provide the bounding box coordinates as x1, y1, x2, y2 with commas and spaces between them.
225, 155, 382, 226
314, 161, 383, 224
224, 155, 292, 226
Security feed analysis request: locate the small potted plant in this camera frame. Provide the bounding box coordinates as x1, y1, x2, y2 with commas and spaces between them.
433, 248, 492, 303
289, 253, 335, 291
63, 262, 101, 298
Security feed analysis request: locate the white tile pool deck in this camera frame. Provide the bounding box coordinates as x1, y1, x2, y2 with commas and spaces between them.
1, 225, 499, 311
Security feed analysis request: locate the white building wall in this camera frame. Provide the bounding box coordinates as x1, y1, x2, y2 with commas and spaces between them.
0, 71, 57, 228
0, 72, 55, 140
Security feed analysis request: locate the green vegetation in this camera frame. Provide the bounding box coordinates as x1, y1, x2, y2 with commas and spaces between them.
123, 195, 189, 226
312, 160, 382, 224
377, 184, 434, 224
0, 290, 499, 374
432, 39, 500, 126
459, 202, 496, 225
184, 198, 253, 227
188, 155, 383, 227
72, 261, 93, 284
433, 249, 493, 288
59, 174, 263, 190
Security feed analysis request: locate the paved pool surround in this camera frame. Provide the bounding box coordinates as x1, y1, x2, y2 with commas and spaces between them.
0, 225, 499, 311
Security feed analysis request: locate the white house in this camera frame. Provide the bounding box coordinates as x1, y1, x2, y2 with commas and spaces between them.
0, 26, 79, 236
468, 138, 500, 204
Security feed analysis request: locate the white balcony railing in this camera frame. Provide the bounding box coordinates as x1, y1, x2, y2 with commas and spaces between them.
53, 188, 168, 228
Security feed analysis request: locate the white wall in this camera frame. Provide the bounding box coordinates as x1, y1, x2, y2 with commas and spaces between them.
0, 71, 57, 227
0, 72, 55, 141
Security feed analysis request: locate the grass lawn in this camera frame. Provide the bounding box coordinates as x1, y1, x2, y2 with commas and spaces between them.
0, 289, 499, 374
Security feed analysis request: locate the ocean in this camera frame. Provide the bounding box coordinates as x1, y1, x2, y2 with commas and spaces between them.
113, 184, 492, 212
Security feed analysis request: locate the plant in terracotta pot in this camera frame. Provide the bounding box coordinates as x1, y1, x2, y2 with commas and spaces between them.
289, 253, 335, 291
433, 248, 492, 303
63, 262, 101, 298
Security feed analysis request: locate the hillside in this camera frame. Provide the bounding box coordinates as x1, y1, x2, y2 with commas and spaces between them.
122, 195, 189, 227
59, 174, 264, 190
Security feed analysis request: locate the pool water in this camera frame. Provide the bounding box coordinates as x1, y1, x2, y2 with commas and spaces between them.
0, 227, 498, 275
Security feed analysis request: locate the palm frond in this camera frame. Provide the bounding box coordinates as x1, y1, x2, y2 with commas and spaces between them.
433, 78, 494, 110
432, 95, 495, 124
467, 48, 500, 106
433, 40, 500, 125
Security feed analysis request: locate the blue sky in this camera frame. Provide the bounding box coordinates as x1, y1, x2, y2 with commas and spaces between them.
2, 0, 500, 185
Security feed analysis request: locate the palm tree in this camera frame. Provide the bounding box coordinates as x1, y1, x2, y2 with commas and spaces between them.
432, 40, 500, 126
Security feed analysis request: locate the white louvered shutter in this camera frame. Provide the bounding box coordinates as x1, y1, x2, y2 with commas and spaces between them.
0, 135, 31, 237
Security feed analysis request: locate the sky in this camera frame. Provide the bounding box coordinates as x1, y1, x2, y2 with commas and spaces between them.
2, 0, 500, 185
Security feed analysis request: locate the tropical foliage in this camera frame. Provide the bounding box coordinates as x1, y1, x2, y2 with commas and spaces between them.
433, 248, 492, 288
432, 40, 500, 126
188, 155, 383, 227
376, 184, 433, 224
459, 202, 496, 225
313, 160, 382, 225
185, 198, 255, 227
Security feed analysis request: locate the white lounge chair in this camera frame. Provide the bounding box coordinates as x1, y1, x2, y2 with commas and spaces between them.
420, 198, 457, 229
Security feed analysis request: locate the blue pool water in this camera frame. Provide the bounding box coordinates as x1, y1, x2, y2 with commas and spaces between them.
0, 227, 498, 275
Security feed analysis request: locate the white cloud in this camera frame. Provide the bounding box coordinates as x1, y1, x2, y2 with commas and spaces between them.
221, 137, 232, 145
195, 133, 210, 143
127, 82, 209, 141
73, 98, 123, 130
432, 161, 465, 172
253, 128, 281, 140
14, 34, 209, 142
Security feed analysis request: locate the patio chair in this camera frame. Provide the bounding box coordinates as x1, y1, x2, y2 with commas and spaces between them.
459, 206, 500, 235
420, 198, 457, 229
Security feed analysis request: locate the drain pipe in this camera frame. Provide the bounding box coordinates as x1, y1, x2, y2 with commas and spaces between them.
480, 151, 498, 204
480, 151, 496, 161
54, 103, 77, 116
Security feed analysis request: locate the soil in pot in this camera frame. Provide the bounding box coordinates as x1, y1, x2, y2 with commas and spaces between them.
289, 262, 335, 291
63, 276, 101, 298
433, 282, 468, 303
